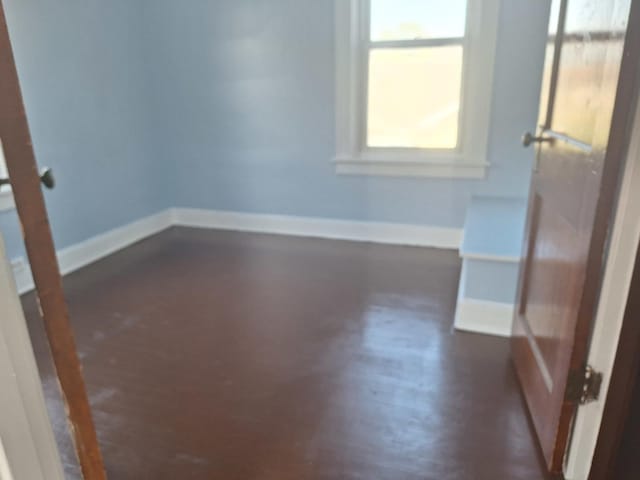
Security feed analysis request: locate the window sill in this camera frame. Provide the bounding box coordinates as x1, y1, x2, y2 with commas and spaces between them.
0, 190, 15, 212
333, 155, 489, 179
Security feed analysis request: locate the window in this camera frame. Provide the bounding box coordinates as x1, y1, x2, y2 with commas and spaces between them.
334, 0, 500, 178
0, 140, 14, 211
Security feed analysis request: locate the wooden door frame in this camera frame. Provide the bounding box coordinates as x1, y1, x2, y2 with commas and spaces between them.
588, 240, 640, 478
558, 86, 640, 478
0, 1, 106, 478
584, 103, 640, 476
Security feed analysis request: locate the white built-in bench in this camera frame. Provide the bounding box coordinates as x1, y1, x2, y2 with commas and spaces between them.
454, 196, 527, 337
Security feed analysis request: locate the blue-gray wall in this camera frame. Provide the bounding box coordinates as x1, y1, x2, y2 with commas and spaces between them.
147, 0, 549, 225
0, 0, 170, 260
0, 0, 550, 261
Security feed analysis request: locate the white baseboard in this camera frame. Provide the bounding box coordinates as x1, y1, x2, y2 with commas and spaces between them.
454, 298, 514, 337
56, 210, 174, 277
11, 207, 461, 295
13, 210, 173, 294
172, 208, 462, 249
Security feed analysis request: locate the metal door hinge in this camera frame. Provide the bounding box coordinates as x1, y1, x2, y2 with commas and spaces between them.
566, 365, 603, 405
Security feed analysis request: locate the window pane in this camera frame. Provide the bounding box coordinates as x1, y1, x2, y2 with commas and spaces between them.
370, 0, 467, 42
552, 0, 630, 145
537, 0, 563, 127
367, 46, 463, 149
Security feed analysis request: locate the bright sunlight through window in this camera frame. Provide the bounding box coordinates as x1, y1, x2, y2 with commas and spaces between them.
335, 0, 499, 178
367, 0, 468, 150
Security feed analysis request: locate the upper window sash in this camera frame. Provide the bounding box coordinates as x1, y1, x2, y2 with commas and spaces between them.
360, 1, 467, 49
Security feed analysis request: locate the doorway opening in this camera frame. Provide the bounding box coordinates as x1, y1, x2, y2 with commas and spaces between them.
0, 1, 638, 479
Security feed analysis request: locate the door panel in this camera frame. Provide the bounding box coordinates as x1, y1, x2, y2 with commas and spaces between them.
524, 198, 584, 383
512, 0, 638, 473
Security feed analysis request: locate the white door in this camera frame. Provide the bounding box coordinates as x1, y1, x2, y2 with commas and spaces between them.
0, 233, 64, 480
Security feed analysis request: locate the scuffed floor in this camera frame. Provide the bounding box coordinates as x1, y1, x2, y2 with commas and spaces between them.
23, 228, 547, 479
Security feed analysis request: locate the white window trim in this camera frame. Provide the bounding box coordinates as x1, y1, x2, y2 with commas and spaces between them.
334, 0, 500, 178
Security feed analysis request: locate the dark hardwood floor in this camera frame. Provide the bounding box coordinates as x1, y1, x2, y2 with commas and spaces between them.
22, 227, 547, 479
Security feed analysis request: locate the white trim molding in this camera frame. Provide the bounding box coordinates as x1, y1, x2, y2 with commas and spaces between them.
334, 0, 500, 178
333, 156, 489, 179
0, 238, 65, 480
454, 298, 514, 337
0, 436, 16, 480
12, 210, 173, 294
173, 208, 462, 249
0, 190, 14, 212
56, 210, 174, 278
10, 258, 32, 296
10, 208, 461, 294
